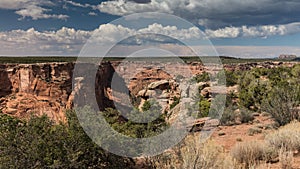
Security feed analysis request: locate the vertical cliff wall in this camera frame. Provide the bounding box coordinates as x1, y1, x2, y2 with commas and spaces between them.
0, 62, 128, 122
1, 60, 292, 122
0, 63, 74, 121
0, 60, 215, 122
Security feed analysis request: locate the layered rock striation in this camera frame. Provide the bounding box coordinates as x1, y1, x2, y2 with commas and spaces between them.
0, 60, 298, 122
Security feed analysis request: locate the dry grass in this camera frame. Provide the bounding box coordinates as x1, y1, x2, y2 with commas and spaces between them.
148, 121, 300, 169
181, 137, 230, 169
247, 127, 262, 136
279, 147, 294, 169
149, 134, 235, 169
232, 121, 300, 168
230, 141, 272, 168
265, 121, 300, 151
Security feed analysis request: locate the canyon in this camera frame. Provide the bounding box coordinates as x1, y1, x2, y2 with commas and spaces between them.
0, 60, 297, 122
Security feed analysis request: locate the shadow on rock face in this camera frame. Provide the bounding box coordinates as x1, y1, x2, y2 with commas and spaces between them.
0, 65, 12, 97
74, 61, 132, 113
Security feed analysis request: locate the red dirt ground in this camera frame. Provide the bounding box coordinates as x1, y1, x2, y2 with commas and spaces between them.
211, 114, 300, 168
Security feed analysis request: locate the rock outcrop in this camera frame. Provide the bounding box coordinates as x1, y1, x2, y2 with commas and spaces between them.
0, 62, 126, 122
0, 63, 74, 122
0, 60, 298, 122
137, 79, 180, 112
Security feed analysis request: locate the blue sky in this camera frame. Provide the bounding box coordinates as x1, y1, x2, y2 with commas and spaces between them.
0, 0, 118, 31
1, 0, 300, 58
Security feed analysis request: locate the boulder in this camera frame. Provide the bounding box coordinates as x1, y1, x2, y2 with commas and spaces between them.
159, 91, 170, 99
201, 87, 211, 98
148, 80, 169, 90
197, 82, 210, 90
137, 89, 156, 97
6, 101, 18, 109
6, 108, 18, 115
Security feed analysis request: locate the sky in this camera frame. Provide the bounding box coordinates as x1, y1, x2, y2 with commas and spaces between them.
1, 0, 300, 58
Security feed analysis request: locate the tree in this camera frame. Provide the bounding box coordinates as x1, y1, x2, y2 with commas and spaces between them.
262, 83, 300, 126
0, 112, 134, 168
192, 72, 210, 83
238, 71, 270, 110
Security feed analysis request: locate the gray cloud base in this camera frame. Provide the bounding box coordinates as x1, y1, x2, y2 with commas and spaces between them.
98, 0, 300, 29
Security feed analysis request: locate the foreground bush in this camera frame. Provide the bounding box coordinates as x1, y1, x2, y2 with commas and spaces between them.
147, 122, 300, 169
265, 121, 300, 151
0, 112, 133, 169
148, 135, 234, 169
232, 121, 300, 168
279, 147, 294, 169
262, 83, 300, 126
237, 66, 299, 112
238, 71, 270, 111
220, 106, 238, 126
231, 141, 274, 168
239, 108, 255, 123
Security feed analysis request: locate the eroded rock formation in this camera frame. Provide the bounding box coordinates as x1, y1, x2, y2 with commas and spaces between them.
0, 60, 298, 122
0, 63, 73, 122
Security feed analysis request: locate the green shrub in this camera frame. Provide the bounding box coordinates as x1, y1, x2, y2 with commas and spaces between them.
170, 96, 180, 110
198, 99, 211, 118
291, 64, 300, 77
238, 71, 257, 109
189, 93, 212, 118
247, 127, 262, 136
102, 103, 167, 139
224, 70, 239, 86
0, 112, 133, 169
192, 72, 210, 83
220, 106, 238, 126
240, 108, 254, 123
262, 83, 300, 126
142, 100, 152, 111
238, 72, 270, 110
266, 67, 292, 85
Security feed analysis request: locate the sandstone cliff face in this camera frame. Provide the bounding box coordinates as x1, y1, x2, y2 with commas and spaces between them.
0, 61, 148, 122
72, 62, 119, 111
0, 60, 298, 122
0, 63, 74, 122
0, 62, 126, 122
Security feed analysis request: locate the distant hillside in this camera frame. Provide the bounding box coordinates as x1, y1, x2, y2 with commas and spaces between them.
293, 57, 300, 62
0, 56, 298, 64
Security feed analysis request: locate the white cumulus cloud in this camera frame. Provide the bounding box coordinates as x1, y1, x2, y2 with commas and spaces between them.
88, 23, 203, 45
64, 0, 97, 9
1, 23, 300, 57
88, 12, 98, 16
0, 23, 203, 55
97, 0, 300, 29
0, 0, 41, 9
16, 5, 68, 20
0, 27, 91, 55
0, 0, 68, 20
205, 22, 300, 38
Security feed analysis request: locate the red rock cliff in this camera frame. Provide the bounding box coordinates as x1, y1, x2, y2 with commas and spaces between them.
1, 60, 296, 122
0, 63, 74, 122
